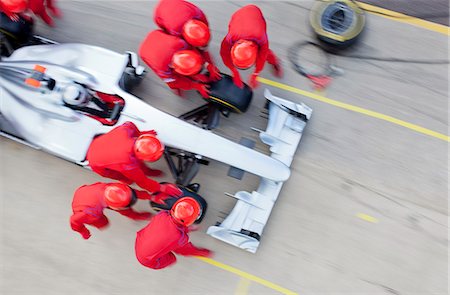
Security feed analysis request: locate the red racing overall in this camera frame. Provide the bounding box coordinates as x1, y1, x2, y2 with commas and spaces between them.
70, 182, 152, 239
220, 5, 280, 88
28, 0, 61, 26
153, 0, 218, 74
154, 0, 207, 37
135, 211, 210, 269
86, 122, 162, 193
139, 30, 210, 97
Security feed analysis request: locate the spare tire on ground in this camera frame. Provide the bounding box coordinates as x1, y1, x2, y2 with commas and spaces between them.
309, 0, 366, 50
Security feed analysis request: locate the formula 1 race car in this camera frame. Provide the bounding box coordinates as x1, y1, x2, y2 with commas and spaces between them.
0, 18, 312, 253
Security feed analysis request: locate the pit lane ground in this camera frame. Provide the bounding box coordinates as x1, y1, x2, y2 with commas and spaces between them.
0, 1, 448, 294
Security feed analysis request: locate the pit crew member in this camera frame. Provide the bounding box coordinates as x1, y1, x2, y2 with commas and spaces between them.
220, 4, 282, 89
86, 121, 182, 196
154, 0, 221, 81
70, 182, 153, 239
139, 29, 212, 98
135, 197, 212, 269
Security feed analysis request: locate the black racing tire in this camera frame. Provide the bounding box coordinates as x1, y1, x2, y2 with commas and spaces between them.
309, 0, 366, 50
208, 74, 253, 113
119, 67, 145, 92
0, 13, 34, 52
0, 32, 14, 58
150, 186, 207, 224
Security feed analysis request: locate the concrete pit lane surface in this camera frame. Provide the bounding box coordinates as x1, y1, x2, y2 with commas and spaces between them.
1, 1, 448, 294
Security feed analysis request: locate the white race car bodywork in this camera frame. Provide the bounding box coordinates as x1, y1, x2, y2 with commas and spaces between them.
0, 43, 312, 252
207, 89, 312, 253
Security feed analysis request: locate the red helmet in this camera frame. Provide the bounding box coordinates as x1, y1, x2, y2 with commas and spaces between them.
172, 50, 203, 76
104, 183, 133, 209
134, 134, 164, 162
231, 40, 258, 69
1, 0, 27, 13
170, 197, 200, 226
182, 19, 210, 47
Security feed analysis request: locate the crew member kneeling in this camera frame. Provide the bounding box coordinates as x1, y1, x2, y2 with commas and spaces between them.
139, 30, 212, 98
135, 197, 212, 270
70, 182, 153, 239
87, 121, 182, 196
220, 5, 282, 89
154, 0, 221, 81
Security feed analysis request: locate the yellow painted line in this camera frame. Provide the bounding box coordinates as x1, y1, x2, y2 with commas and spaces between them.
357, 213, 379, 223
356, 2, 450, 36
196, 257, 298, 295
258, 77, 450, 142
235, 278, 252, 295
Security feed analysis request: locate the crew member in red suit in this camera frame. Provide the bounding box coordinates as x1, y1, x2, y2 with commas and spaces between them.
139, 30, 212, 98
28, 0, 61, 26
153, 0, 221, 81
0, 0, 27, 21
135, 197, 212, 269
70, 182, 153, 239
220, 5, 282, 89
86, 121, 182, 196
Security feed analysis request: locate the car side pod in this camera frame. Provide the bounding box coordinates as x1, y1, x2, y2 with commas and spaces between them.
207, 89, 312, 253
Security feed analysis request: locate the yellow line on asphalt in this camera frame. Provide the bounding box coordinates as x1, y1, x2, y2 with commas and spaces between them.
356, 2, 450, 36
235, 278, 252, 295
357, 213, 379, 223
258, 77, 450, 142
196, 257, 298, 295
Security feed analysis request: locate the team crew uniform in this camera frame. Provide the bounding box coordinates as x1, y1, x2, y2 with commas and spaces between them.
154, 0, 207, 37
70, 182, 152, 239
139, 30, 211, 97
86, 121, 179, 195
154, 0, 220, 80
135, 211, 210, 269
220, 5, 281, 88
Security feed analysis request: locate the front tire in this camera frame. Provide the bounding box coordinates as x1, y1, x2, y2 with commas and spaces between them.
119, 67, 145, 92
150, 186, 207, 224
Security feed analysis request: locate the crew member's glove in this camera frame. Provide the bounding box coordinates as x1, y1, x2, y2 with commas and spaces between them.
5, 12, 20, 22
80, 229, 91, 240
159, 183, 183, 196
193, 74, 210, 84
29, 0, 62, 27
232, 74, 244, 89
194, 83, 210, 98
192, 248, 213, 258
150, 191, 172, 204
207, 64, 222, 82
142, 129, 157, 136
272, 62, 283, 78
249, 73, 260, 89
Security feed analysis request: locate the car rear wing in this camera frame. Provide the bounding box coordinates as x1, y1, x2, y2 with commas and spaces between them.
207, 89, 312, 253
